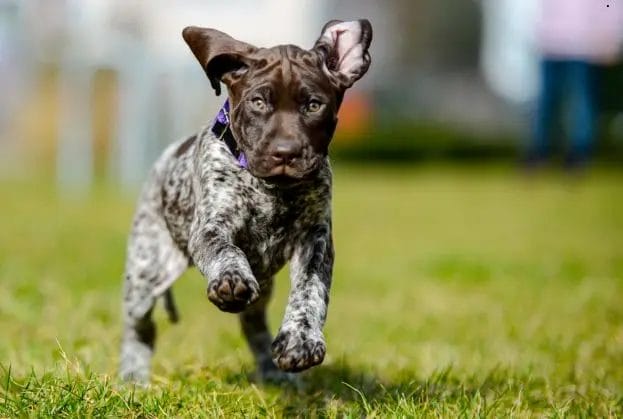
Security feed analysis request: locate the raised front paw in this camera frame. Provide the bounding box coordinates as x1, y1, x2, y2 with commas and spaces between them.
207, 269, 260, 313
271, 328, 326, 372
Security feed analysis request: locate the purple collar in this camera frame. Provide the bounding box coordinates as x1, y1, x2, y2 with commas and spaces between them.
211, 100, 248, 168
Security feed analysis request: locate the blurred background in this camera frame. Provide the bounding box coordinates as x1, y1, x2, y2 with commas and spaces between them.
2, 3, 623, 412
1, 0, 622, 192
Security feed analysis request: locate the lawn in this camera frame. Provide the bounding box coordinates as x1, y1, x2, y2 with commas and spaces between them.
1, 164, 622, 417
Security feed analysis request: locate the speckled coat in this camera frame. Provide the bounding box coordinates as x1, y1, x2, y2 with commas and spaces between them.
119, 19, 371, 383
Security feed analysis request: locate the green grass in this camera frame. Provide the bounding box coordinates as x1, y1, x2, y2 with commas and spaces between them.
1, 164, 623, 417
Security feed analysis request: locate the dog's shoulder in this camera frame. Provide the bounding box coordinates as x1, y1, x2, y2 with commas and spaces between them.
159, 126, 233, 186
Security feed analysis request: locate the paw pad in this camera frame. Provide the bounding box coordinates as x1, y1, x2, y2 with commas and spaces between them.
207, 270, 260, 313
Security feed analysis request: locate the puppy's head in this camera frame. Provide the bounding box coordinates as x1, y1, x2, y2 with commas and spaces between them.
183, 20, 372, 181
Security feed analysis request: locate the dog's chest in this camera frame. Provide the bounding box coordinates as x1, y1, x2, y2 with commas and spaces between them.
235, 194, 304, 279
161, 168, 314, 280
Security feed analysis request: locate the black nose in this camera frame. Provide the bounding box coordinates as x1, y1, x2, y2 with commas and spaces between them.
270, 140, 302, 164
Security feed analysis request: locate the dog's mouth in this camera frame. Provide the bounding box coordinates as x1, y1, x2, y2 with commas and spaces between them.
249, 157, 316, 179
266, 164, 304, 178
262, 167, 306, 186
252, 163, 315, 186
263, 174, 304, 187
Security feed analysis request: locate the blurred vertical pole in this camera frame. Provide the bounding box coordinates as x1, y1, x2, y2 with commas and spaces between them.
56, 0, 94, 195
57, 60, 94, 195
106, 0, 153, 192
0, 0, 33, 171
0, 0, 19, 135
479, 0, 539, 104
108, 36, 152, 191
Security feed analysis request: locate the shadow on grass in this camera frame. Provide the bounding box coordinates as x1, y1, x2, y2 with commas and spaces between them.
222, 361, 546, 415
280, 363, 434, 414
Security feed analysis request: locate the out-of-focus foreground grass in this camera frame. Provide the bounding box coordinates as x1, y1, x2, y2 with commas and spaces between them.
1, 165, 622, 417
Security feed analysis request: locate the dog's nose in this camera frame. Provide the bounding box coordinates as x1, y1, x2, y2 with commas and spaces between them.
270, 140, 302, 164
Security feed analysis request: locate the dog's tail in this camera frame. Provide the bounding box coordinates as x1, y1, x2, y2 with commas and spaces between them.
163, 288, 179, 323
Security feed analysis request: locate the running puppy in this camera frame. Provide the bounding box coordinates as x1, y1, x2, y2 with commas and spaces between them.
119, 19, 372, 383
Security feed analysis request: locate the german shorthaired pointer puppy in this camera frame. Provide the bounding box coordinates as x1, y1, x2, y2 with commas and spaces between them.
119, 19, 372, 383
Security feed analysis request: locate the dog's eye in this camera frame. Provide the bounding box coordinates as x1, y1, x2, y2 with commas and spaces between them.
306, 100, 323, 113
251, 97, 267, 112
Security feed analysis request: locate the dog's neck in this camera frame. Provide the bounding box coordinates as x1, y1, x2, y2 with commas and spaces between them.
211, 100, 248, 168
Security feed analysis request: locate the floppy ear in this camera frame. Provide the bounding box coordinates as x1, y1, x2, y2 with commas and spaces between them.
313, 19, 373, 89
182, 26, 257, 96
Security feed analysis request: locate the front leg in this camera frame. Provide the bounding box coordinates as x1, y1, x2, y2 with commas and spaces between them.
272, 224, 334, 372
189, 224, 260, 313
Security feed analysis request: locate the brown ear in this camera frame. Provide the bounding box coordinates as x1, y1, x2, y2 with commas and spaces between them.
182, 26, 257, 96
314, 19, 373, 89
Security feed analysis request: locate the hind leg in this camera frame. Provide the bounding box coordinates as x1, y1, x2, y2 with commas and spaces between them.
240, 282, 294, 383
119, 207, 188, 383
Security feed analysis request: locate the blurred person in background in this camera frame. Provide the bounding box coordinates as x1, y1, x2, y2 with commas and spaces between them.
527, 0, 623, 169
